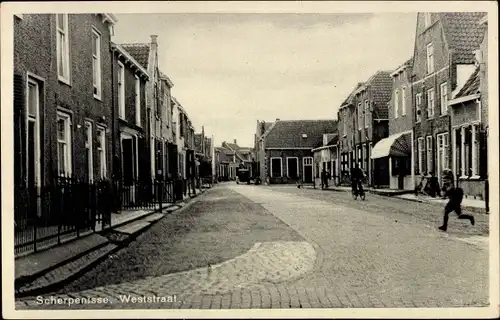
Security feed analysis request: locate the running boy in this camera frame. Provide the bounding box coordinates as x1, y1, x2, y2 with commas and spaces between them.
438, 186, 475, 232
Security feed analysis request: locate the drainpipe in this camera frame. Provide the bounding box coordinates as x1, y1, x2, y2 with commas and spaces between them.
110, 46, 116, 180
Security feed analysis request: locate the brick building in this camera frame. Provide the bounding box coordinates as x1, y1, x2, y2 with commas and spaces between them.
13, 14, 118, 190
110, 43, 150, 187
260, 120, 337, 185
411, 12, 486, 189
371, 59, 415, 190
312, 133, 339, 187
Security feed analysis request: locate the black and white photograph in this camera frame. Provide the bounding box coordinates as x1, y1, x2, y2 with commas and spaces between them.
1, 1, 498, 318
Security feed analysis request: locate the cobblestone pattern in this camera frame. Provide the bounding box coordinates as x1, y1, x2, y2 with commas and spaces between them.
16, 185, 490, 310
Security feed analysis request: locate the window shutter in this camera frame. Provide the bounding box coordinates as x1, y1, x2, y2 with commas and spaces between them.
14, 73, 26, 187
479, 129, 488, 179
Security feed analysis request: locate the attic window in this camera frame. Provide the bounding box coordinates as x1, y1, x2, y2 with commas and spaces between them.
301, 134, 308, 138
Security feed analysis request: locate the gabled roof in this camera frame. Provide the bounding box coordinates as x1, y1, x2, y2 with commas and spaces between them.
111, 43, 149, 79
341, 82, 364, 107
120, 43, 151, 69
222, 141, 246, 161
265, 120, 338, 149
391, 57, 413, 77
455, 67, 480, 98
440, 12, 487, 64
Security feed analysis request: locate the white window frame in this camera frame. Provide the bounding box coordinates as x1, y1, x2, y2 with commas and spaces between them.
427, 88, 435, 118
358, 102, 363, 130
84, 120, 93, 182
92, 28, 102, 99
426, 135, 433, 174
56, 14, 70, 84
417, 137, 424, 174
436, 132, 449, 181
394, 89, 399, 118
96, 126, 107, 179
364, 100, 369, 128
135, 75, 141, 126
362, 144, 367, 170
426, 43, 434, 74
270, 157, 283, 178
118, 61, 125, 119
286, 157, 299, 178
440, 82, 448, 115
357, 146, 362, 168
26, 78, 42, 186
424, 13, 432, 28
401, 86, 407, 116
57, 111, 72, 176
302, 156, 313, 180
416, 93, 422, 122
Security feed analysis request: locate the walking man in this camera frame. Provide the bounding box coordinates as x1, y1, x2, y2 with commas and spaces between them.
438, 186, 475, 232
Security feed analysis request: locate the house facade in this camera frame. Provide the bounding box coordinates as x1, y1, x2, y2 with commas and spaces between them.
447, 15, 488, 200
312, 134, 339, 187
411, 12, 486, 189
372, 59, 415, 190
254, 120, 275, 182
261, 120, 337, 185
13, 13, 117, 191
110, 43, 149, 187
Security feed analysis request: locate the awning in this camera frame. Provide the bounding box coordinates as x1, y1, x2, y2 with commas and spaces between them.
371, 130, 412, 159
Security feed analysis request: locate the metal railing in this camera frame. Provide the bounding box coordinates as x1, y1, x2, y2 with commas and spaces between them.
14, 176, 177, 257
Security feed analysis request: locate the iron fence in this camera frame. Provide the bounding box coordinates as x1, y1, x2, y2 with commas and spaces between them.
14, 177, 176, 257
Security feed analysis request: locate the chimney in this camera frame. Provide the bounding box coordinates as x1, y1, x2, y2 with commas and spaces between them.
233, 139, 237, 144
276, 118, 280, 121
151, 35, 158, 45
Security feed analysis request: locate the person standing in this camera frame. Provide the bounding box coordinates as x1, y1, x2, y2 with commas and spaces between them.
438, 186, 475, 232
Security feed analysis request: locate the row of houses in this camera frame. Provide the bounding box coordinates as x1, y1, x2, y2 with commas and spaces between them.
255, 12, 489, 201
13, 14, 214, 224
213, 139, 254, 181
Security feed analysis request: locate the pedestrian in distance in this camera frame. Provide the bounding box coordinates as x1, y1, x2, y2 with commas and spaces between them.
438, 186, 475, 232
321, 169, 326, 190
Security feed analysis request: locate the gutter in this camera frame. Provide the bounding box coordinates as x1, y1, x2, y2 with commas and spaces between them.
448, 93, 481, 106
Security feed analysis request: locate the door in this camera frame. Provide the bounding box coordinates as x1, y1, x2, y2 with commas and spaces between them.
303, 157, 313, 183
397, 158, 405, 189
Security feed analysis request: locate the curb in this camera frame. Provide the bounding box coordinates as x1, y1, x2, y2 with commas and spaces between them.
15, 189, 209, 299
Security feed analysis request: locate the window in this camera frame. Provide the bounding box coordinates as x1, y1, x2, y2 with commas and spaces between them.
358, 103, 363, 130
426, 136, 433, 174
270, 157, 282, 177
286, 157, 299, 179
84, 121, 93, 182
426, 43, 434, 74
56, 14, 70, 83
27, 79, 41, 187
394, 89, 399, 118
96, 127, 107, 179
417, 137, 425, 174
364, 101, 369, 127
357, 146, 362, 168
437, 133, 449, 180
135, 75, 141, 126
424, 13, 432, 28
427, 88, 435, 118
343, 118, 347, 136
440, 82, 448, 115
57, 112, 72, 176
401, 86, 407, 116
92, 28, 101, 99
118, 62, 125, 119
416, 93, 423, 122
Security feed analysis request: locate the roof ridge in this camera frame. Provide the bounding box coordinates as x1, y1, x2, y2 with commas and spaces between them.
120, 42, 150, 47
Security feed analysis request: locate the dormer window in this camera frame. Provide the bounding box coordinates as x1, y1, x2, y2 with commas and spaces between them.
301, 133, 308, 138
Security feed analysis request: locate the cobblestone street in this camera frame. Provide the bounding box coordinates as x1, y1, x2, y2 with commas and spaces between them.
16, 184, 489, 309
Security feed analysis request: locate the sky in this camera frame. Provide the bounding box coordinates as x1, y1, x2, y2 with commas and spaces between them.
112, 13, 417, 147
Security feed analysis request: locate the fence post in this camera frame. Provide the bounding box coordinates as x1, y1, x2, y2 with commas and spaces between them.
158, 179, 163, 213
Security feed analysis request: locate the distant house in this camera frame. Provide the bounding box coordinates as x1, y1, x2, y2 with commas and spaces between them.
215, 146, 236, 181
372, 58, 415, 191
259, 119, 337, 184
222, 139, 254, 177
411, 12, 486, 188
312, 133, 339, 187
254, 120, 275, 181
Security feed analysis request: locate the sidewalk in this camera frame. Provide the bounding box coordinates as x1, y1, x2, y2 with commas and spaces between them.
302, 185, 487, 214
14, 187, 210, 298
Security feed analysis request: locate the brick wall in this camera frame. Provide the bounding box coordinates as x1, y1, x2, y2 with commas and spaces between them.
265, 149, 314, 184
389, 69, 414, 135
14, 14, 114, 185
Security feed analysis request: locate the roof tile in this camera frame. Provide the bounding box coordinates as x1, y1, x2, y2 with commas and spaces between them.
265, 120, 338, 149
120, 43, 150, 69
455, 67, 480, 98
440, 12, 487, 64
